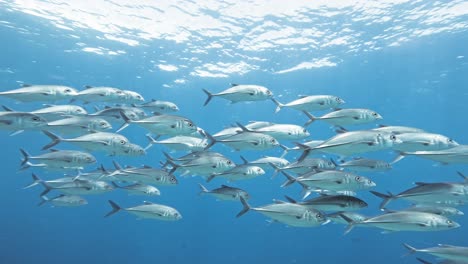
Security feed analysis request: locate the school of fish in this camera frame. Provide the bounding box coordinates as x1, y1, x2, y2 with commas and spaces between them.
1, 83, 467, 263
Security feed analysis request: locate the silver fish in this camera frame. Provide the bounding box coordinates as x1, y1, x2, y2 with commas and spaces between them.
237, 197, 328, 227
271, 95, 345, 113
250, 123, 310, 140
133, 99, 179, 113
304, 108, 382, 126
41, 131, 131, 155
404, 243, 468, 263
112, 182, 160, 196
397, 205, 464, 217
198, 184, 250, 201
210, 123, 280, 151
207, 164, 265, 182
395, 145, 468, 165
328, 212, 368, 225
342, 211, 460, 234
110, 142, 146, 157
23, 173, 76, 189
0, 111, 47, 133
117, 112, 197, 135
19, 148, 96, 171
38, 194, 87, 207
372, 124, 425, 134
0, 84, 78, 102
393, 132, 458, 152
145, 135, 209, 152
105, 200, 182, 221
240, 155, 290, 170
45, 116, 112, 135
89, 106, 146, 123
74, 86, 126, 103
167, 152, 235, 176
280, 195, 368, 212
30, 105, 87, 120
203, 84, 273, 106
110, 162, 177, 186
336, 157, 392, 172
272, 157, 336, 175
40, 178, 114, 196
122, 90, 145, 103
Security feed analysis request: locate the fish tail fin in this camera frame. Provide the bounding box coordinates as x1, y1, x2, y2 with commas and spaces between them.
37, 174, 52, 197
202, 131, 217, 150
236, 196, 251, 218
300, 183, 313, 199
391, 152, 406, 164
116, 111, 131, 133
198, 183, 209, 195
302, 111, 317, 126
19, 148, 31, 167
402, 243, 418, 256
41, 130, 62, 150
370, 191, 394, 209
165, 158, 179, 174
415, 258, 432, 264
111, 182, 121, 189
340, 213, 356, 235
280, 171, 297, 187
202, 89, 214, 106
144, 134, 157, 150
105, 200, 122, 217
268, 162, 281, 179
270, 98, 284, 113
23, 173, 42, 189
206, 174, 217, 183
112, 160, 122, 170
38, 195, 49, 207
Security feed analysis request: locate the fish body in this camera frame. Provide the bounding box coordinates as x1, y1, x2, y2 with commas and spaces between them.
45, 116, 112, 135
122, 90, 144, 103
29, 105, 88, 121
217, 131, 279, 151
399, 145, 468, 164
251, 124, 310, 140
208, 164, 265, 182
0, 111, 47, 132
118, 113, 197, 135
75, 86, 126, 103
147, 135, 209, 152
0, 84, 78, 102
271, 95, 345, 113
112, 182, 160, 196
337, 158, 392, 172
404, 243, 468, 262
393, 132, 458, 152
199, 184, 250, 201
203, 84, 273, 106
20, 149, 96, 171
106, 200, 182, 221
133, 100, 179, 113
305, 108, 383, 126
39, 195, 87, 207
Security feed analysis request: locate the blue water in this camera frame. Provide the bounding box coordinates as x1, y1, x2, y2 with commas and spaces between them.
1, 2, 468, 264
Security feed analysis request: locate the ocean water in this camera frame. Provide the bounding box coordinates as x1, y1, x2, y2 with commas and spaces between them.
1, 1, 468, 263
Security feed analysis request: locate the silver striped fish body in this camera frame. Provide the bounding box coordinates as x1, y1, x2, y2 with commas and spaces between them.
315, 108, 382, 126
124, 203, 182, 221
402, 205, 464, 217
122, 90, 144, 103
25, 150, 96, 169
152, 136, 209, 151
248, 156, 290, 169
91, 106, 146, 123
116, 183, 160, 196
356, 211, 459, 232
112, 167, 177, 186
329, 212, 368, 225
130, 114, 197, 136
31, 105, 87, 121
134, 100, 179, 113
401, 145, 468, 164
210, 84, 273, 103
297, 170, 376, 192
278, 95, 344, 112
372, 125, 425, 134
60, 132, 130, 153
0, 112, 47, 131
251, 203, 327, 227
46, 116, 112, 135
75, 86, 126, 103
338, 158, 392, 172
200, 184, 250, 201
43, 195, 87, 207
298, 195, 368, 212
281, 158, 336, 174
211, 165, 265, 182
389, 182, 468, 205
311, 130, 398, 156
218, 131, 279, 151
176, 155, 235, 176
0, 85, 78, 102
252, 124, 310, 140
110, 143, 146, 157
393, 132, 459, 152
405, 244, 468, 262
51, 180, 114, 195
212, 126, 241, 139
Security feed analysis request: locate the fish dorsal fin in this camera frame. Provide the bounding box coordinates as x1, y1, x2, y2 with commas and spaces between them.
414, 182, 429, 186
437, 244, 456, 248
377, 124, 388, 128
239, 155, 248, 164
104, 106, 112, 109
2, 105, 14, 112
84, 85, 93, 89
457, 171, 468, 181
143, 165, 152, 168
221, 184, 231, 188
22, 84, 32, 87
284, 195, 297, 203
143, 201, 154, 205
230, 83, 239, 87
236, 122, 253, 132
49, 149, 59, 152
112, 161, 122, 170
151, 99, 157, 102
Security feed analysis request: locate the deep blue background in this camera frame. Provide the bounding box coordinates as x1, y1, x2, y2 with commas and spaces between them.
1, 10, 467, 264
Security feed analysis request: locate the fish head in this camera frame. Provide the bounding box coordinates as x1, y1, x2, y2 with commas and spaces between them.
23, 113, 48, 128
123, 90, 145, 103
165, 174, 178, 185
311, 210, 328, 224
322, 160, 337, 169
241, 192, 251, 200
334, 96, 345, 105
261, 87, 274, 98
444, 137, 459, 148
72, 106, 87, 115
121, 143, 146, 156
80, 153, 97, 164
354, 175, 376, 188
58, 86, 79, 97
251, 166, 265, 175
169, 209, 182, 220
265, 136, 279, 146
113, 89, 127, 100
434, 216, 460, 230
356, 199, 368, 209
79, 199, 88, 205
369, 111, 383, 120
93, 119, 113, 131
146, 187, 161, 196
183, 120, 198, 132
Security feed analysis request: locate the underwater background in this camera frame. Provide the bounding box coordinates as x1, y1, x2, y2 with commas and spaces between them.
1, 1, 468, 263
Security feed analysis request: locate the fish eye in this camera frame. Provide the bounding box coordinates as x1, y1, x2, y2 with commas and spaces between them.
447, 220, 453, 224
448, 138, 454, 142
302, 129, 307, 133
171, 105, 177, 109
227, 160, 232, 165
120, 140, 126, 145
170, 177, 177, 183
390, 135, 397, 141
335, 97, 341, 101
288, 132, 292, 135
328, 161, 332, 165
270, 139, 276, 143
156, 177, 161, 181
316, 213, 322, 218
137, 95, 142, 99
100, 122, 107, 126
64, 89, 71, 93
188, 122, 193, 127
257, 168, 262, 172
372, 112, 378, 116
355, 176, 361, 181
368, 180, 373, 184
32, 117, 40, 121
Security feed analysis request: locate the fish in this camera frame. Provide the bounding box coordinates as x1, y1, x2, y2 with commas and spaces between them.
304, 108, 383, 126
45, 116, 112, 135
39, 177, 114, 196
207, 164, 265, 182
19, 148, 96, 171
327, 212, 368, 225
371, 180, 468, 209
38, 195, 87, 207
198, 184, 250, 201
117, 112, 198, 136
336, 157, 392, 172
371, 124, 426, 134
105, 200, 182, 221
203, 84, 273, 106
23, 173, 77, 189
109, 162, 178, 186
133, 99, 179, 114
2, 104, 87, 121
394, 145, 468, 165
0, 111, 47, 134
41, 130, 132, 156
392, 132, 459, 152
89, 106, 146, 123
145, 135, 209, 152
239, 155, 290, 170
341, 211, 460, 234
121, 90, 145, 103
165, 152, 235, 176
74, 86, 127, 103
271, 95, 345, 113
111, 182, 160, 196
236, 197, 328, 227
281, 170, 376, 193
0, 84, 78, 102
271, 157, 336, 176
249, 123, 310, 140
392, 205, 464, 217
403, 243, 468, 262
280, 194, 368, 212
415, 257, 466, 264
298, 130, 399, 158
110, 142, 146, 157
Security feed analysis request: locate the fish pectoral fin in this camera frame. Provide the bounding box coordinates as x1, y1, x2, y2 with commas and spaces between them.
417, 223, 430, 227
353, 116, 360, 120
0, 120, 13, 125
